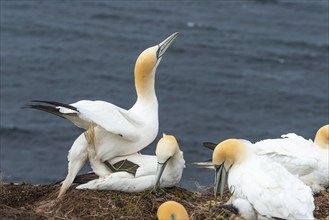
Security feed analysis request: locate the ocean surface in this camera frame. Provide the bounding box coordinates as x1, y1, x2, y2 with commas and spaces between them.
1, 0, 328, 190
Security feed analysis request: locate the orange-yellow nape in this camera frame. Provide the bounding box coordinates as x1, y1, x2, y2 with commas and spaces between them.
156, 134, 179, 163
212, 139, 247, 166
134, 32, 178, 99
134, 46, 158, 96
314, 124, 329, 148
157, 201, 189, 220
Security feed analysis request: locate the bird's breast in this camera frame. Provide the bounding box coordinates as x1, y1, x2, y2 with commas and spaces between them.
93, 120, 158, 161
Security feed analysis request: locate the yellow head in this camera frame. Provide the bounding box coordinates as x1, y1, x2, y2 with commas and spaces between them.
157, 201, 189, 220
134, 32, 178, 97
314, 124, 329, 148
212, 139, 247, 169
212, 139, 247, 199
156, 134, 180, 163
154, 134, 180, 191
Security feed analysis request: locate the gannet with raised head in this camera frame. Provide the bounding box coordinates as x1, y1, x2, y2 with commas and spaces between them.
76, 134, 185, 192
203, 124, 329, 193
157, 201, 189, 220
27, 33, 179, 197
213, 139, 315, 220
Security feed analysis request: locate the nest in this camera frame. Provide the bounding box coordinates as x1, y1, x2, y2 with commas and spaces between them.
0, 182, 328, 219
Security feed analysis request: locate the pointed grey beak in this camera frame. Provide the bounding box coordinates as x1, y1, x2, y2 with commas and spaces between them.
157, 32, 179, 59
214, 164, 227, 200
154, 161, 169, 190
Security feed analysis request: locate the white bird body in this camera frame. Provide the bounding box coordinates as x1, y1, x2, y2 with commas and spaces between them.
228, 152, 314, 219
221, 198, 257, 220
213, 139, 315, 220
202, 125, 329, 193
249, 136, 317, 176
28, 33, 179, 197
251, 127, 329, 193
62, 99, 158, 143
77, 134, 185, 192
63, 99, 158, 167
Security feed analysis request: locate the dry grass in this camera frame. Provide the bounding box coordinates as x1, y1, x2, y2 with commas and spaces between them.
0, 183, 328, 219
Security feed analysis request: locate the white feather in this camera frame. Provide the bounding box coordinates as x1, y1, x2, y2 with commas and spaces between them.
77, 150, 185, 192
251, 133, 328, 192
229, 149, 315, 219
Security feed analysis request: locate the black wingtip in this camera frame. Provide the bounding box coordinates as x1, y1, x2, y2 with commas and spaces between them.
27, 99, 79, 112
26, 104, 66, 118
29, 100, 78, 112
203, 142, 217, 150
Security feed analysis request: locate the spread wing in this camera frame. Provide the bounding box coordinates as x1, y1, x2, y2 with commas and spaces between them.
27, 100, 141, 141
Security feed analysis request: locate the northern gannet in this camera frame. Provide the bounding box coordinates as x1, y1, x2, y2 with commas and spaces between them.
252, 124, 329, 193
157, 201, 189, 220
203, 124, 329, 193
76, 134, 185, 192
213, 139, 315, 220
27, 32, 179, 197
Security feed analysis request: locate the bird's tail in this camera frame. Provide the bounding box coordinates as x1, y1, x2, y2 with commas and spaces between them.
58, 133, 88, 198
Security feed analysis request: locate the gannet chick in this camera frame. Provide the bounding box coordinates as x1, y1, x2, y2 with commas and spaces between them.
213, 139, 315, 220
252, 124, 329, 193
157, 201, 189, 220
220, 199, 256, 220
76, 134, 185, 192
27, 32, 179, 197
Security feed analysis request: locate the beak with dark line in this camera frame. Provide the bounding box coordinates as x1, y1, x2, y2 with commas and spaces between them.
157, 32, 179, 59
154, 161, 169, 190
214, 163, 228, 200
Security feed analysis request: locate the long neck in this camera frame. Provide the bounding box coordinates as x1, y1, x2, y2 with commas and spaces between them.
135, 68, 157, 102
129, 70, 158, 116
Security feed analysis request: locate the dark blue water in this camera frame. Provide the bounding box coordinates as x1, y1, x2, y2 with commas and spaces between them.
1, 1, 328, 190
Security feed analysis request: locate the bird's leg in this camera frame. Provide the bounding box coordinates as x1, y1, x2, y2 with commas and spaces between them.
150, 187, 166, 196
85, 122, 97, 160
85, 123, 112, 177
84, 121, 96, 147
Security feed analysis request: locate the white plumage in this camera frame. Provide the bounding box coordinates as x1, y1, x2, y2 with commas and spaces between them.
251, 124, 329, 193
76, 134, 185, 192
213, 139, 315, 220
202, 125, 329, 193
28, 33, 179, 197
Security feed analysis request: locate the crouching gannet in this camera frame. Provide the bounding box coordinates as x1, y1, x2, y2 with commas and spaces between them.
203, 124, 329, 193
213, 139, 315, 220
157, 201, 189, 220
76, 134, 185, 192
27, 32, 179, 197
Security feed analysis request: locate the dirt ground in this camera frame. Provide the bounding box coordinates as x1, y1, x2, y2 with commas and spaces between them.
0, 182, 328, 220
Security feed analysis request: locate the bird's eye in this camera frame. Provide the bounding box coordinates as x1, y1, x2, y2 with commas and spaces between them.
156, 46, 161, 58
